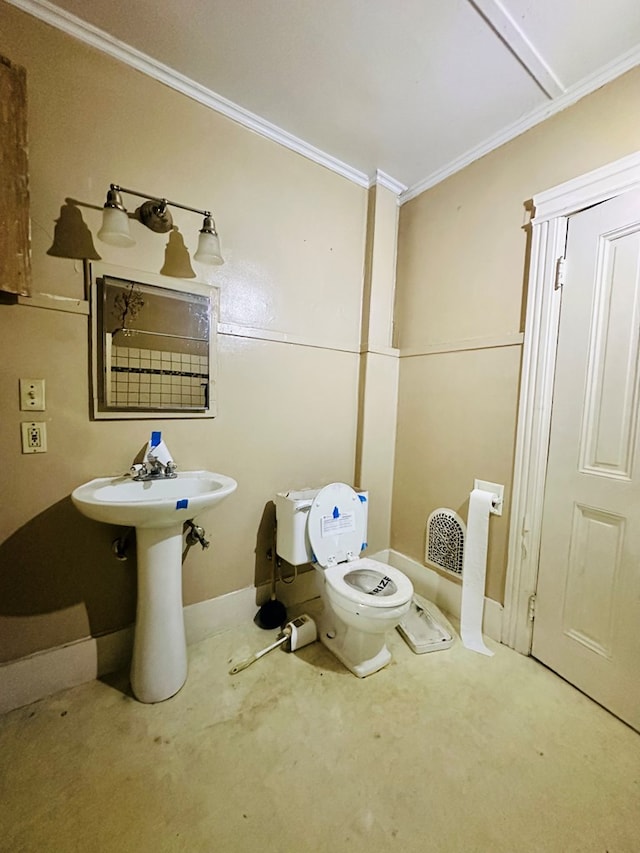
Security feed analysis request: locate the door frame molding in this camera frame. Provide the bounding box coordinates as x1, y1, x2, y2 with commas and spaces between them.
502, 150, 640, 654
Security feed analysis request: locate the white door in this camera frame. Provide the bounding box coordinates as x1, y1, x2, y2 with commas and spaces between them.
532, 189, 640, 731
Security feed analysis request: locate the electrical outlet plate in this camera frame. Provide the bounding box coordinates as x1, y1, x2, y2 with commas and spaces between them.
20, 378, 45, 411
474, 479, 504, 515
21, 422, 47, 453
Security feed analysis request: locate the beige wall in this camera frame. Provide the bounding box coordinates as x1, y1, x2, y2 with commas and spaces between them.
3, 2, 639, 668
392, 65, 640, 603
0, 4, 374, 662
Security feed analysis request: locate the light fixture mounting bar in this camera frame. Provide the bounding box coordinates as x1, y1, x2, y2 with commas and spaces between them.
99, 182, 223, 264
110, 184, 211, 217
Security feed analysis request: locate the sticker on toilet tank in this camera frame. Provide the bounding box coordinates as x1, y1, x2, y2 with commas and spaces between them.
321, 511, 356, 537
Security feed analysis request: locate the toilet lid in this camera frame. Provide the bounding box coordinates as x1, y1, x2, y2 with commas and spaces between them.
308, 483, 366, 568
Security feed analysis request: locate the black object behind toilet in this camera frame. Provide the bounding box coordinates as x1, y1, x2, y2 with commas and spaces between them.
255, 547, 287, 629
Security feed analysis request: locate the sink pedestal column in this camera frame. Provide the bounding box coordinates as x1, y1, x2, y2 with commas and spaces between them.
131, 524, 188, 703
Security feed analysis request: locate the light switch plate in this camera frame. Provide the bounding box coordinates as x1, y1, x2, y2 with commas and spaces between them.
20, 378, 45, 411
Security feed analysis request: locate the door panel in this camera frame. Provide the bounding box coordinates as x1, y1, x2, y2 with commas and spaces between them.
532, 190, 640, 731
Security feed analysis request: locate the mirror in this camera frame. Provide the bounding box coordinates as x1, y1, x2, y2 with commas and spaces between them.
88, 261, 218, 419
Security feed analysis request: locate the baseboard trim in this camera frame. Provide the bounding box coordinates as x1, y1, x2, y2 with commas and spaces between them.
0, 585, 269, 715
371, 548, 503, 642
0, 554, 502, 715
0, 637, 99, 716
184, 585, 257, 646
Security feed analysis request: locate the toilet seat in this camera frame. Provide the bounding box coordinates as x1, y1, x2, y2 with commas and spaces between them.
308, 483, 413, 611
324, 558, 414, 609
308, 482, 367, 568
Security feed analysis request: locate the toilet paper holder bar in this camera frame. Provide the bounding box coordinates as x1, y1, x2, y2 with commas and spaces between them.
473, 479, 504, 516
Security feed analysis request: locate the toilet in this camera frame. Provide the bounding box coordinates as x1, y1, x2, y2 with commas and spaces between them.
275, 483, 414, 677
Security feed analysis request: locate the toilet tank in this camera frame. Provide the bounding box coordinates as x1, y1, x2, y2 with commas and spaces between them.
275, 486, 368, 566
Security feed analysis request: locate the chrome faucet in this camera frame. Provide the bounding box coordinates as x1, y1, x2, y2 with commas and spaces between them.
131, 453, 178, 481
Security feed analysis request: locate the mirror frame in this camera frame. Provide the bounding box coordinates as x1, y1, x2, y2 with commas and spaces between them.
87, 260, 219, 420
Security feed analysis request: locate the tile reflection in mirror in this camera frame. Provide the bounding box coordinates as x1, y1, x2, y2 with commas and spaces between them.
88, 262, 218, 420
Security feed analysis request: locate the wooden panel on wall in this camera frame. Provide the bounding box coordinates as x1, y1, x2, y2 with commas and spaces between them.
0, 54, 31, 296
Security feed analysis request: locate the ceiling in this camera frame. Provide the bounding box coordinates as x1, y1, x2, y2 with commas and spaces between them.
11, 0, 640, 199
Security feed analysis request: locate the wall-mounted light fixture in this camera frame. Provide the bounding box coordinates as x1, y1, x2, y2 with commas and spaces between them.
97, 183, 223, 266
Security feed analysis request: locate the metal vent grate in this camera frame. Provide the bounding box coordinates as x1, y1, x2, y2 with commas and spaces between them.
425, 508, 466, 576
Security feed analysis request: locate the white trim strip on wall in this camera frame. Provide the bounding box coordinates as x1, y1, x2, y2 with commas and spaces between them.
10, 298, 400, 358
15, 296, 526, 361
218, 322, 400, 357
16, 292, 523, 360
365, 345, 400, 357
217, 321, 361, 355
16, 293, 89, 315
400, 332, 524, 358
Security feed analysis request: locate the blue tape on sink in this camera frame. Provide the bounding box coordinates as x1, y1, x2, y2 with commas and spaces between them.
176, 499, 188, 509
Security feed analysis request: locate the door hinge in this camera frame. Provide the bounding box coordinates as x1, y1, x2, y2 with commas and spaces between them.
527, 593, 537, 622
554, 256, 566, 290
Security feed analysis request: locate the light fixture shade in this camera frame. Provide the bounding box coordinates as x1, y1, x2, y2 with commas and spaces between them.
98, 206, 135, 248
194, 229, 224, 266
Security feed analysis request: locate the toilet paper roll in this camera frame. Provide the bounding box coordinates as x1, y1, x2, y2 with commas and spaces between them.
460, 488, 495, 657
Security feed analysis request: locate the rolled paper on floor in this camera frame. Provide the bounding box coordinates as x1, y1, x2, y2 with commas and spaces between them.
460, 488, 495, 657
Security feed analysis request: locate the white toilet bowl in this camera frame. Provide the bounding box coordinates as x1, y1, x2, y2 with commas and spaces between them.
318, 556, 414, 677
275, 483, 414, 677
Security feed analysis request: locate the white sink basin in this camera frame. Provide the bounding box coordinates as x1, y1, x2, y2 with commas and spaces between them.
71, 468, 237, 703
72, 470, 237, 529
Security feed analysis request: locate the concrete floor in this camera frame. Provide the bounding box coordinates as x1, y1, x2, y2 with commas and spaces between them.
1, 601, 639, 853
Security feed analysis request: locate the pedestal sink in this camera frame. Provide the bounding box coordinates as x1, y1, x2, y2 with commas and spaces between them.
72, 470, 237, 703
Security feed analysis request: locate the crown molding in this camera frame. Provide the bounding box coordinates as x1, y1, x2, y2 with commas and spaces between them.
400, 42, 640, 204
369, 170, 407, 196
8, 0, 640, 205
6, 0, 371, 189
